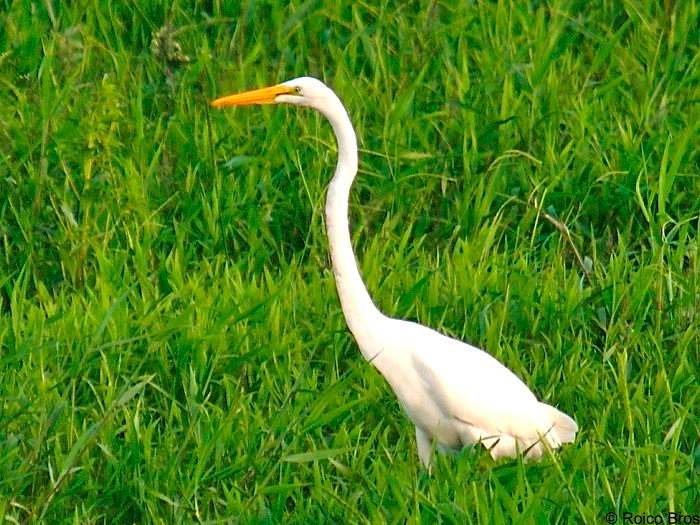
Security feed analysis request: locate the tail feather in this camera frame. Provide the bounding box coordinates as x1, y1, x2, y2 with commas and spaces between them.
542, 403, 578, 444
453, 403, 578, 461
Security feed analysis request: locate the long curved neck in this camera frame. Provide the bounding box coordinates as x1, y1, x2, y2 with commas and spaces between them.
318, 96, 384, 349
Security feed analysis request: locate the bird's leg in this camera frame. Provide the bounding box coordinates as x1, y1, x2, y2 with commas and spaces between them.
415, 426, 433, 472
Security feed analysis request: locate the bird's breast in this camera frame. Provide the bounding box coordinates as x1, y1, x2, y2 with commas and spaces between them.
380, 356, 462, 449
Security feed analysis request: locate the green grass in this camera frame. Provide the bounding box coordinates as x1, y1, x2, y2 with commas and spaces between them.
1, 0, 699, 522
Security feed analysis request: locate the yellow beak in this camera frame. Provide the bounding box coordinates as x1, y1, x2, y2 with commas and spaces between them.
211, 84, 296, 108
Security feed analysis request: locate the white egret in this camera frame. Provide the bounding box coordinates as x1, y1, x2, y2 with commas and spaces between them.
212, 77, 578, 468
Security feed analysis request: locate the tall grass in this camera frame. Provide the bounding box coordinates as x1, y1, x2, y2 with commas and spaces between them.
1, 0, 698, 522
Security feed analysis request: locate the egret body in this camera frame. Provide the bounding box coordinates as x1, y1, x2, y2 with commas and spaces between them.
212, 77, 578, 468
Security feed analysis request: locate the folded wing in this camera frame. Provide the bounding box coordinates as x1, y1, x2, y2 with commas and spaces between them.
409, 328, 577, 459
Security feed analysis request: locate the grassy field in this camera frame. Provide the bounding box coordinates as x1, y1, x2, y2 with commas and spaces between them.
1, 0, 699, 522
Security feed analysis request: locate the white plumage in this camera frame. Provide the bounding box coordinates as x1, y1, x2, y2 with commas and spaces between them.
212, 76, 578, 468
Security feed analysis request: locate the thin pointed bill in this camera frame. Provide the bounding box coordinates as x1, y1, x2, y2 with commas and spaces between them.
211, 84, 295, 108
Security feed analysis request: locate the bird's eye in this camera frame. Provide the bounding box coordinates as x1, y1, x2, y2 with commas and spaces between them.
293, 86, 302, 95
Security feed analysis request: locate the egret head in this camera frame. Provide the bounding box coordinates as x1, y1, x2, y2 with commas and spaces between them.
211, 76, 332, 109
